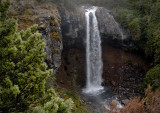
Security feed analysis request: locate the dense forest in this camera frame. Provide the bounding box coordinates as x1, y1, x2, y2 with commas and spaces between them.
114, 0, 160, 91
0, 0, 160, 113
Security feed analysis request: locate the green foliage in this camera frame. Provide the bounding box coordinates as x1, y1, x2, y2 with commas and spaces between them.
36, 0, 46, 3
32, 89, 74, 113
131, 0, 160, 91
54, 87, 88, 113
0, 0, 10, 21
142, 65, 160, 91
114, 0, 160, 91
128, 18, 141, 40
0, 0, 73, 112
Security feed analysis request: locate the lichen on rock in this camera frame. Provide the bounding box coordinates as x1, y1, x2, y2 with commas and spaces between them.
9, 0, 63, 78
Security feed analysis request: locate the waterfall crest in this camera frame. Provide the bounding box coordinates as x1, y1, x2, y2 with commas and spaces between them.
83, 7, 103, 94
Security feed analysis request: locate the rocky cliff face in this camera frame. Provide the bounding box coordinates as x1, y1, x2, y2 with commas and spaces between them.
59, 6, 129, 49
9, 0, 62, 75
56, 5, 149, 98
58, 6, 86, 50
96, 7, 123, 40
56, 5, 125, 89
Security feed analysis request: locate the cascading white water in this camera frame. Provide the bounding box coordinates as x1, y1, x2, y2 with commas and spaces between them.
83, 7, 104, 94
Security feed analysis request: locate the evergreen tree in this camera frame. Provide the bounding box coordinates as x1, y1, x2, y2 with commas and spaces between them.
115, 0, 160, 91
0, 0, 73, 112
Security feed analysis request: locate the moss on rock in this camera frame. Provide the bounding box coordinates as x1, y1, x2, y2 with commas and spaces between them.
50, 30, 61, 41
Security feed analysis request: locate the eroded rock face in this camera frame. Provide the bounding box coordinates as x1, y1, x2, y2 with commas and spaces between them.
96, 7, 122, 40
9, 0, 63, 75
57, 6, 149, 99
58, 6, 86, 50
59, 6, 128, 49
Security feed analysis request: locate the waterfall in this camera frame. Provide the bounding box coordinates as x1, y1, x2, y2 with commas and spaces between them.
83, 7, 104, 94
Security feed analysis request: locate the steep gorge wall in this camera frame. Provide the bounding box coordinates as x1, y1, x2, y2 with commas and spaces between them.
58, 6, 86, 50
9, 0, 63, 76
8, 1, 148, 98
56, 6, 128, 88
59, 5, 131, 50
56, 5, 149, 100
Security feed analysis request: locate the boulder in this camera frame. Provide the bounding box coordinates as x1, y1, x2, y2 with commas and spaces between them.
122, 99, 129, 105
96, 7, 122, 40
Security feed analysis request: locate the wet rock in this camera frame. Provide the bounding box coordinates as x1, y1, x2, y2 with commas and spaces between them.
81, 100, 85, 103
87, 102, 92, 105
96, 7, 123, 40
111, 81, 117, 86
58, 6, 86, 50
59, 6, 131, 50
60, 80, 64, 84
102, 81, 106, 86
122, 99, 129, 106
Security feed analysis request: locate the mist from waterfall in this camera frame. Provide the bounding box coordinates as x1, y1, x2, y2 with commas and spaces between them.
83, 7, 104, 94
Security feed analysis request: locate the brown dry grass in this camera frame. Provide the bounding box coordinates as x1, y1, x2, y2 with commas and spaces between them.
107, 86, 160, 113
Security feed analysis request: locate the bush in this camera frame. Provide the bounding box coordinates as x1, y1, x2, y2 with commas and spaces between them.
32, 89, 73, 113
128, 18, 141, 40
142, 65, 160, 91
0, 0, 73, 112
108, 86, 160, 113
114, 0, 160, 92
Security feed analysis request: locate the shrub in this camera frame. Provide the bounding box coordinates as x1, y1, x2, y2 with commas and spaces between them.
108, 86, 160, 113
142, 65, 160, 91
0, 0, 73, 112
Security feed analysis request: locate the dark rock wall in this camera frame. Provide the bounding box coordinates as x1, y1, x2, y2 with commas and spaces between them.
9, 0, 63, 76
57, 5, 150, 98
96, 8, 122, 39
58, 6, 132, 48
56, 48, 86, 89
58, 6, 86, 50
